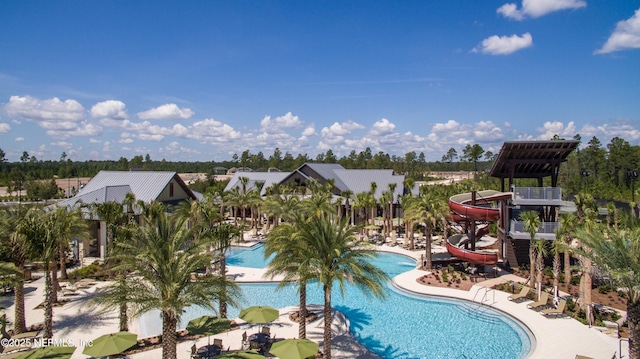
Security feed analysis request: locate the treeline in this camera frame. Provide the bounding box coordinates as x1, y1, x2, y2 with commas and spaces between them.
1, 135, 640, 203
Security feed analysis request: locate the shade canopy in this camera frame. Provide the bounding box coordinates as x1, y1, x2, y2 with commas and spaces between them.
17, 345, 76, 359
82, 331, 137, 358
186, 315, 229, 336
239, 306, 279, 324
269, 338, 319, 359
217, 350, 266, 359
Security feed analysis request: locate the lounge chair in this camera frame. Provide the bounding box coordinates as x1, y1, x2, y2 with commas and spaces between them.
541, 298, 567, 317
527, 291, 549, 310
507, 285, 530, 302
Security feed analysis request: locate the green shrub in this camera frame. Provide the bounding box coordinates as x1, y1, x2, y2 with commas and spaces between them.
68, 263, 103, 281
543, 266, 553, 278
598, 283, 613, 294
460, 272, 467, 281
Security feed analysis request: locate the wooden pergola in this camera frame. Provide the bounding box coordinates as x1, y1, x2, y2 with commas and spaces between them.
490, 140, 579, 190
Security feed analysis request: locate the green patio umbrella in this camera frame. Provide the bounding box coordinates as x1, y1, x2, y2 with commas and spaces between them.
216, 350, 265, 359
16, 345, 76, 359
239, 306, 279, 324
82, 331, 137, 358
186, 315, 228, 336
269, 338, 319, 359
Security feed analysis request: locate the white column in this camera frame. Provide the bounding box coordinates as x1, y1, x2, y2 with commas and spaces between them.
99, 221, 107, 259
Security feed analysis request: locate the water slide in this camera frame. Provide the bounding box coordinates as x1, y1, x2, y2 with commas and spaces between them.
446, 190, 513, 265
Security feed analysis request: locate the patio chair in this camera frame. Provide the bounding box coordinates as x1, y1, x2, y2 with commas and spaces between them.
527, 291, 549, 310
541, 298, 567, 318
213, 338, 223, 347
507, 285, 530, 302
261, 326, 270, 336
241, 331, 249, 349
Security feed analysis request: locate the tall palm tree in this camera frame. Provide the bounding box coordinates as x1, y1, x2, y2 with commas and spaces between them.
558, 213, 578, 285
520, 210, 540, 292
93, 201, 126, 259
340, 190, 354, 225
19, 208, 57, 338
297, 214, 388, 359
386, 183, 397, 237
534, 238, 548, 299
0, 206, 29, 334
91, 220, 137, 332
264, 221, 312, 339
209, 223, 241, 318
572, 227, 640, 359
53, 207, 89, 282
405, 188, 447, 269
111, 205, 240, 359
550, 237, 562, 300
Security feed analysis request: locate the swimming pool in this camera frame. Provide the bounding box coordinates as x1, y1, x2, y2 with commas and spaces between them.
139, 249, 532, 359
225, 244, 273, 268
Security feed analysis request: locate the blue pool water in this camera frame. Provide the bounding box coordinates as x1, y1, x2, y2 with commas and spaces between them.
139, 249, 531, 359
225, 244, 273, 268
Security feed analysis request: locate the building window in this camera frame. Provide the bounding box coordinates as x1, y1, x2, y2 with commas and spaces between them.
170, 182, 174, 197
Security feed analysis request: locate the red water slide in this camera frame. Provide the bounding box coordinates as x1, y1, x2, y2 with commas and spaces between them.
446, 190, 513, 265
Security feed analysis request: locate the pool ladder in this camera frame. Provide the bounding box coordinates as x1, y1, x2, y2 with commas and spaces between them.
472, 286, 496, 306
452, 287, 502, 325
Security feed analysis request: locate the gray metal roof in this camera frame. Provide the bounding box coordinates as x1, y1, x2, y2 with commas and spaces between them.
333, 169, 405, 200
224, 172, 291, 196
62, 171, 194, 205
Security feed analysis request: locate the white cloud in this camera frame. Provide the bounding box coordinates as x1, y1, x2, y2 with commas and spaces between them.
260, 112, 302, 129
370, 118, 396, 136
4, 95, 102, 139
15, 137, 24, 142
188, 118, 241, 142
472, 33, 533, 55
138, 134, 164, 141
595, 8, 640, 54
90, 100, 128, 120
0, 122, 10, 133
89, 138, 101, 143
537, 121, 578, 140
137, 103, 194, 120
5, 95, 85, 122
497, 0, 586, 20
301, 125, 316, 137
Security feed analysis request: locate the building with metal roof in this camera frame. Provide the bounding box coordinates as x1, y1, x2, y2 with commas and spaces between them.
58, 170, 197, 260
224, 162, 408, 201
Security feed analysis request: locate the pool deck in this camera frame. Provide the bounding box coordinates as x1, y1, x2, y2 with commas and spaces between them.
2, 241, 625, 359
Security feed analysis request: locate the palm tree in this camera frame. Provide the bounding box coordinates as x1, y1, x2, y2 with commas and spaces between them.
296, 214, 388, 359
111, 205, 240, 359
210, 223, 241, 318
572, 227, 640, 359
520, 210, 540, 293
264, 221, 312, 339
93, 201, 126, 259
405, 188, 447, 269
0, 206, 29, 334
550, 237, 562, 300
558, 213, 578, 285
534, 238, 548, 299
53, 207, 89, 282
386, 183, 397, 237
19, 208, 57, 338
91, 220, 137, 332
340, 190, 354, 225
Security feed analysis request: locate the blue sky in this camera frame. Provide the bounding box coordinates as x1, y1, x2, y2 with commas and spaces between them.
1, 0, 638, 163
